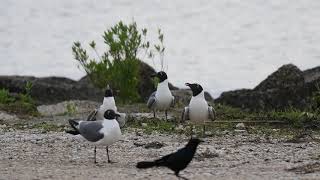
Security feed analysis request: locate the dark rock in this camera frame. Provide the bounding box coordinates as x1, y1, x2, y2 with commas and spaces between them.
216, 64, 319, 111
0, 61, 179, 105
144, 141, 165, 149
254, 64, 305, 91
303, 66, 320, 83
172, 89, 214, 106
0, 76, 103, 105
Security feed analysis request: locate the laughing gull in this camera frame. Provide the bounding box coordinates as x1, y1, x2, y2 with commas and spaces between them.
182, 83, 216, 122
147, 71, 174, 120
136, 138, 203, 179
68, 109, 122, 163
87, 85, 126, 128
182, 83, 216, 135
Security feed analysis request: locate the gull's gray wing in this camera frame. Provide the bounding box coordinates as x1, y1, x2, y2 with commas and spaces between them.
170, 96, 175, 108
181, 107, 190, 122
79, 121, 104, 142
116, 112, 126, 128
208, 105, 216, 121
147, 91, 157, 109
87, 109, 98, 121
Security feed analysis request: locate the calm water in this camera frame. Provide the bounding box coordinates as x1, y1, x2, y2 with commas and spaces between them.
1, 0, 320, 97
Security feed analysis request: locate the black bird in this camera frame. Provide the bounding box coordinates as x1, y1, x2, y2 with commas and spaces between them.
136, 138, 203, 179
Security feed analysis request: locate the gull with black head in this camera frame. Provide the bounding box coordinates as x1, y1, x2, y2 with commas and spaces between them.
67, 109, 122, 163
182, 83, 216, 134
87, 85, 126, 127
147, 71, 174, 120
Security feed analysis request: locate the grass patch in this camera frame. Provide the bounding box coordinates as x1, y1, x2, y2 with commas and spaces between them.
9, 122, 65, 132
125, 118, 177, 134
0, 82, 38, 116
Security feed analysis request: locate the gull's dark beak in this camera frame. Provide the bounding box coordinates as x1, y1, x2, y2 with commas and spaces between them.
115, 113, 121, 118
185, 83, 191, 87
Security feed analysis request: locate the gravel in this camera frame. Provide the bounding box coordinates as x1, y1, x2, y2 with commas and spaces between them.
1, 129, 320, 180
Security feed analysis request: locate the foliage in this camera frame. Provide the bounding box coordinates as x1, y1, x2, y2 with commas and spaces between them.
65, 102, 77, 115
311, 84, 320, 112
0, 82, 38, 116
72, 21, 165, 103
0, 89, 15, 104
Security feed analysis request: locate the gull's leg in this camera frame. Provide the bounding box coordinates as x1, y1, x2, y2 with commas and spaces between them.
153, 110, 156, 118
94, 146, 97, 164
106, 146, 115, 163
165, 110, 168, 121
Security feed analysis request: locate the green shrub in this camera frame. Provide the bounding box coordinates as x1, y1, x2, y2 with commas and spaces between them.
0, 89, 14, 104
0, 82, 38, 116
65, 102, 77, 115
72, 21, 164, 103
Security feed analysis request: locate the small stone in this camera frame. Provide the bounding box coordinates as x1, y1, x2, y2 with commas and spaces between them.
235, 123, 246, 130
144, 141, 165, 149
141, 123, 148, 127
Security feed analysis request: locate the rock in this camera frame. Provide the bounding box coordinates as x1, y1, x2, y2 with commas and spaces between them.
141, 123, 148, 127
37, 100, 99, 116
0, 76, 103, 105
144, 141, 165, 149
0, 111, 19, 122
216, 64, 319, 111
0, 61, 179, 105
235, 123, 246, 130
196, 148, 219, 160
133, 142, 145, 147
303, 66, 320, 83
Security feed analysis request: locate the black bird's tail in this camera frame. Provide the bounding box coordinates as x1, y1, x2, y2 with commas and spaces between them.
136, 161, 157, 169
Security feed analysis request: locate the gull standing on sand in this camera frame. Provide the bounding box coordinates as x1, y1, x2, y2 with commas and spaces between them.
87, 85, 126, 127
67, 109, 122, 163
182, 83, 216, 134
147, 71, 174, 120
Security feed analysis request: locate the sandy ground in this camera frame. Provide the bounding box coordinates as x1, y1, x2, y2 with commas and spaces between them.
1, 128, 320, 180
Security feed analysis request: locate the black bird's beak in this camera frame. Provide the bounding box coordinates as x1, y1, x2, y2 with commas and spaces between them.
151, 73, 157, 78
185, 83, 191, 87
199, 139, 205, 143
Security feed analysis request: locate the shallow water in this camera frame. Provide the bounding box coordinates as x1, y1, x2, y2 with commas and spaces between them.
1, 0, 320, 97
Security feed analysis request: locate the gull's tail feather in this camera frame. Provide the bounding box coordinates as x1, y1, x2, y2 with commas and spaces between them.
136, 161, 157, 169
68, 119, 79, 131
65, 130, 80, 135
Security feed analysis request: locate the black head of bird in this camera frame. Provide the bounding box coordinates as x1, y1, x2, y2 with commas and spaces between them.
186, 138, 204, 148
151, 71, 168, 83
104, 109, 120, 120
104, 85, 114, 97
185, 83, 203, 97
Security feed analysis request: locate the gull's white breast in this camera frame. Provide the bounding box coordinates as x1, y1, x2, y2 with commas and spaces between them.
155, 80, 173, 110
189, 94, 209, 122
97, 119, 121, 146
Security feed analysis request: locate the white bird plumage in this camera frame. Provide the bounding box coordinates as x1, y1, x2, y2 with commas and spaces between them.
182, 83, 216, 123
68, 109, 122, 163
147, 71, 174, 120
